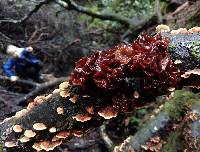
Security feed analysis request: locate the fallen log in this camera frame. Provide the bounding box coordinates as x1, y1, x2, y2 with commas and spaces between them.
0, 27, 200, 152
115, 90, 200, 152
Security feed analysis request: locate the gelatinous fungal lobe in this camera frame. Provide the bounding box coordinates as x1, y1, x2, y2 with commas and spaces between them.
128, 34, 180, 89
69, 33, 180, 113
70, 50, 124, 90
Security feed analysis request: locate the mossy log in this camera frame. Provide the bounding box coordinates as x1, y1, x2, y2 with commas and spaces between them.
115, 90, 200, 152
0, 32, 200, 152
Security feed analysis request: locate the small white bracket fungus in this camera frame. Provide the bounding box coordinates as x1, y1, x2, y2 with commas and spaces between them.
40, 141, 52, 151
33, 123, 47, 131
34, 96, 46, 104
50, 141, 62, 150
86, 106, 94, 114
52, 89, 60, 94
32, 142, 42, 151
49, 127, 57, 133
177, 28, 189, 34
15, 109, 28, 118
171, 30, 179, 35
69, 95, 78, 103
134, 91, 139, 98
98, 107, 118, 119
19, 136, 30, 143
72, 114, 92, 122
60, 91, 70, 97
41, 141, 62, 151
188, 27, 200, 33
45, 94, 53, 100
27, 102, 36, 111
181, 68, 200, 78
52, 136, 60, 142
156, 24, 170, 33
56, 131, 69, 139
171, 28, 189, 35
59, 81, 69, 91
13, 125, 23, 133
174, 59, 182, 64
57, 107, 64, 114
24, 130, 36, 138
5, 141, 17, 148
73, 130, 83, 137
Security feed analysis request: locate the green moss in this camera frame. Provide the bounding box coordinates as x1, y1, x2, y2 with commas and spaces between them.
168, 44, 176, 50
89, 6, 99, 14
162, 130, 186, 152
164, 90, 199, 120
190, 41, 200, 58
160, 1, 168, 14
192, 50, 200, 58
0, 145, 6, 152
11, 117, 17, 125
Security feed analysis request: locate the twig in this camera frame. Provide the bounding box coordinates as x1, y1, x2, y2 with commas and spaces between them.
0, 75, 39, 87
171, 1, 189, 16
62, 39, 80, 51
100, 122, 115, 152
0, 32, 12, 40
28, 25, 49, 43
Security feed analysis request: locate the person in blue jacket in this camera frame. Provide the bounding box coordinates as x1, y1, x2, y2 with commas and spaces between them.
3, 45, 43, 82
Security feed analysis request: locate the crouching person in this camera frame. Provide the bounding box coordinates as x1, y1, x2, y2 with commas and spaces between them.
3, 45, 43, 82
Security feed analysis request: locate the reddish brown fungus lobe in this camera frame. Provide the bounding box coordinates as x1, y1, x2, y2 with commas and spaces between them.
70, 34, 180, 112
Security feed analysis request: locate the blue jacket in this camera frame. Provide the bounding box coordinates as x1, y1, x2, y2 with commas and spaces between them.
3, 48, 40, 77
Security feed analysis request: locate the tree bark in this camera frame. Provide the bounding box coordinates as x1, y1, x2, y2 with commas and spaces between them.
0, 33, 200, 151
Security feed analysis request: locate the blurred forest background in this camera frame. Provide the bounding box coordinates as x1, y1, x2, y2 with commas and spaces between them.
0, 0, 200, 152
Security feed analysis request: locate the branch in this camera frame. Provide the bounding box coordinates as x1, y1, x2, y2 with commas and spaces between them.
62, 39, 80, 49
55, 0, 155, 27
0, 32, 12, 40
0, 75, 39, 87
171, 1, 189, 16
100, 122, 115, 152
0, 0, 52, 24
28, 25, 48, 43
